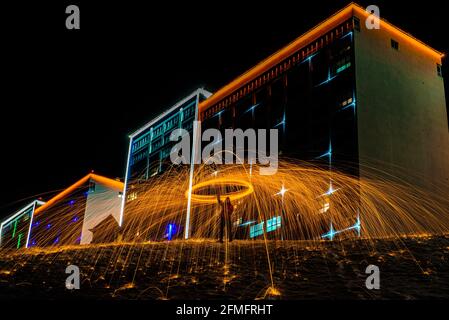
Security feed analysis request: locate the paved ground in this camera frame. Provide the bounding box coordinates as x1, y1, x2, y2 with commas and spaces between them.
0, 236, 448, 299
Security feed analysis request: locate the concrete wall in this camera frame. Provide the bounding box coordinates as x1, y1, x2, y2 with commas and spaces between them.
81, 179, 122, 245
354, 14, 449, 190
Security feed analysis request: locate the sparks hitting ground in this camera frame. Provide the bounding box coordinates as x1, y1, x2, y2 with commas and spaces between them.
1, 159, 448, 299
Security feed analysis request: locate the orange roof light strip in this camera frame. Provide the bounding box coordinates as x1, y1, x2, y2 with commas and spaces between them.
90, 174, 124, 190
34, 173, 124, 215
351, 4, 443, 59
198, 2, 443, 113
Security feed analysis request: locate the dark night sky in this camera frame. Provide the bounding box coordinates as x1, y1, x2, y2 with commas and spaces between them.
1, 0, 448, 219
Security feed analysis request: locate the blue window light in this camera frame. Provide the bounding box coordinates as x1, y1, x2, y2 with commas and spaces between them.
250, 222, 264, 238
336, 62, 351, 73
266, 216, 282, 233
166, 223, 177, 240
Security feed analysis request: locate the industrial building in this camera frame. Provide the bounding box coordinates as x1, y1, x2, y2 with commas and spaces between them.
0, 200, 45, 250
28, 173, 124, 247
120, 88, 212, 233
195, 3, 449, 239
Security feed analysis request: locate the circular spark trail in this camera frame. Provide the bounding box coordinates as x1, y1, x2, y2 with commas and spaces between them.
187, 178, 254, 204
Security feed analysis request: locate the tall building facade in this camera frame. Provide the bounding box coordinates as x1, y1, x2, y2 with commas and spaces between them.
28, 174, 123, 247
0, 200, 45, 250
120, 88, 212, 228
196, 3, 448, 239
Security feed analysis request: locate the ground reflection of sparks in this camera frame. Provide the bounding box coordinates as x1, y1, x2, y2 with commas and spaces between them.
0, 237, 448, 299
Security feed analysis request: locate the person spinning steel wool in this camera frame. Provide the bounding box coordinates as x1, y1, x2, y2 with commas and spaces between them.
217, 193, 234, 243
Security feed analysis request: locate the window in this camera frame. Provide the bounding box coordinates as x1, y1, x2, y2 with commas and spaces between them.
132, 134, 150, 152
165, 115, 179, 131
153, 125, 163, 138
437, 64, 443, 77
353, 17, 360, 31
266, 216, 281, 233
160, 145, 172, 160
182, 120, 193, 131
131, 149, 147, 165
250, 222, 264, 238
233, 217, 243, 227
163, 132, 172, 146
331, 45, 352, 76
339, 96, 354, 109
183, 104, 195, 119
88, 182, 96, 193
391, 39, 399, 50
152, 138, 163, 151
336, 60, 351, 74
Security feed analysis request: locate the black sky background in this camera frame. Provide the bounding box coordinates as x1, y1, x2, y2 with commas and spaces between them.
1, 0, 448, 219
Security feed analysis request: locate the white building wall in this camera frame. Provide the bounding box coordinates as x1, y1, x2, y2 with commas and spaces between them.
81, 179, 122, 245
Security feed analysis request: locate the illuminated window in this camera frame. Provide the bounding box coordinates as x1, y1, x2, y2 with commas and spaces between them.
152, 138, 163, 150
131, 149, 147, 165
332, 48, 352, 76
391, 39, 399, 50
165, 116, 179, 131
153, 125, 163, 138
88, 182, 96, 193
338, 63, 350, 73
266, 216, 281, 233
161, 145, 172, 159
437, 64, 443, 77
12, 220, 18, 238
250, 222, 264, 238
133, 134, 150, 151
319, 202, 330, 214
339, 96, 354, 108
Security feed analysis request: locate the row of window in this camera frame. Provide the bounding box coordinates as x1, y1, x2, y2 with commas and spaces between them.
133, 117, 195, 154
133, 134, 151, 152
249, 216, 282, 238
132, 121, 196, 167
132, 103, 197, 154
164, 115, 180, 132
182, 103, 196, 119
250, 222, 264, 238
390, 39, 443, 77
160, 145, 173, 160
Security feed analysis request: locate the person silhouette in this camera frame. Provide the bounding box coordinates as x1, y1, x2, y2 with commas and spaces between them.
217, 194, 234, 243
224, 197, 234, 242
